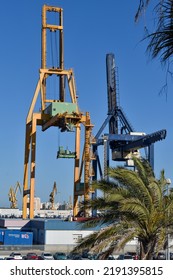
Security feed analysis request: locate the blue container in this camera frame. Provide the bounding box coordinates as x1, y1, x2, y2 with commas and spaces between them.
3, 230, 33, 245
0, 229, 5, 243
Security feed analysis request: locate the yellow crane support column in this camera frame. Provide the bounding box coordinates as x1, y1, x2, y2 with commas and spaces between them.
23, 113, 42, 219
29, 114, 37, 218
41, 5, 47, 103
84, 112, 94, 217
23, 123, 31, 218
73, 123, 81, 217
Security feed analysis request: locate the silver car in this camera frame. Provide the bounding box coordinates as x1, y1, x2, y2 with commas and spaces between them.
41, 252, 54, 260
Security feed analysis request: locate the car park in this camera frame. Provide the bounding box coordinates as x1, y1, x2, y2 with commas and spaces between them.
53, 252, 67, 260
41, 252, 54, 260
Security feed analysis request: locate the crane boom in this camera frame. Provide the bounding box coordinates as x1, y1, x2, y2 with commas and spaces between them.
106, 53, 134, 135
106, 53, 117, 115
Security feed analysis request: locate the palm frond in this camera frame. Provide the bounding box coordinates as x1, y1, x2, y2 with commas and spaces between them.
73, 157, 171, 259
145, 0, 173, 62
120, 197, 150, 223
109, 166, 153, 207
135, 0, 151, 22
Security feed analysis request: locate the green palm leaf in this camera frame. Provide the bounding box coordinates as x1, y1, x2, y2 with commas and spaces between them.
72, 157, 173, 259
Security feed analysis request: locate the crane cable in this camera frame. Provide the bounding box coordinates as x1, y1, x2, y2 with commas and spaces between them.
50, 30, 59, 68
50, 30, 54, 67
55, 30, 59, 67
50, 30, 59, 100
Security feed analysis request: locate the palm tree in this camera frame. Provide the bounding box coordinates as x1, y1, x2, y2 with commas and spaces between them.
73, 157, 173, 260
136, 0, 173, 64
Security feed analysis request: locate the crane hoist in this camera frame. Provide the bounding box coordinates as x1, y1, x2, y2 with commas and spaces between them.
8, 181, 21, 209
22, 5, 94, 219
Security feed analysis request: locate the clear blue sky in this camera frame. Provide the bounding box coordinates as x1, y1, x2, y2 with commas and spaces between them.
0, 0, 172, 209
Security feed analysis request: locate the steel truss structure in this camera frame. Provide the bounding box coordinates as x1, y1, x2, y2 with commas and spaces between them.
23, 5, 94, 218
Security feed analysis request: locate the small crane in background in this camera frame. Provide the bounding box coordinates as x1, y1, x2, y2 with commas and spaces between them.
8, 181, 21, 209
49, 181, 57, 210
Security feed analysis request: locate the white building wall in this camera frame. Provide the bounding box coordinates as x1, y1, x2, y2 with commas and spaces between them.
35, 209, 72, 218
45, 230, 94, 245
0, 208, 22, 217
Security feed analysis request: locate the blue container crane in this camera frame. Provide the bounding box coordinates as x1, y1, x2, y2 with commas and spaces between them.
92, 53, 166, 182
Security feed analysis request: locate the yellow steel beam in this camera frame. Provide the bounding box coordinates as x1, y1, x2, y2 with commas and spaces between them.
23, 113, 42, 219
73, 124, 81, 217
40, 68, 73, 75
27, 72, 44, 123
44, 24, 63, 31
44, 5, 62, 13
67, 73, 78, 104
84, 112, 92, 216
23, 123, 31, 219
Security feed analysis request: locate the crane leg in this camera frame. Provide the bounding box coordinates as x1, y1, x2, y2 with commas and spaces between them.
23, 123, 31, 219
73, 124, 80, 217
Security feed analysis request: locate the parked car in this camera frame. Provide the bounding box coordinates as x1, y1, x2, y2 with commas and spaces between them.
87, 253, 98, 260
117, 254, 133, 260
82, 250, 89, 259
126, 251, 139, 260
25, 252, 38, 260
170, 252, 173, 260
153, 252, 166, 260
41, 252, 54, 260
53, 252, 67, 260
67, 253, 82, 260
95, 252, 115, 260
9, 252, 23, 260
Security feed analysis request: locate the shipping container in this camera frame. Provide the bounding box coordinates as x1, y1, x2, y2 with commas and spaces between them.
2, 229, 33, 245
0, 229, 4, 244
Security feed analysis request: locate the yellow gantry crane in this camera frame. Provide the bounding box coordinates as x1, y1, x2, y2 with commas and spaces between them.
8, 181, 21, 209
22, 5, 95, 219
49, 181, 57, 210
